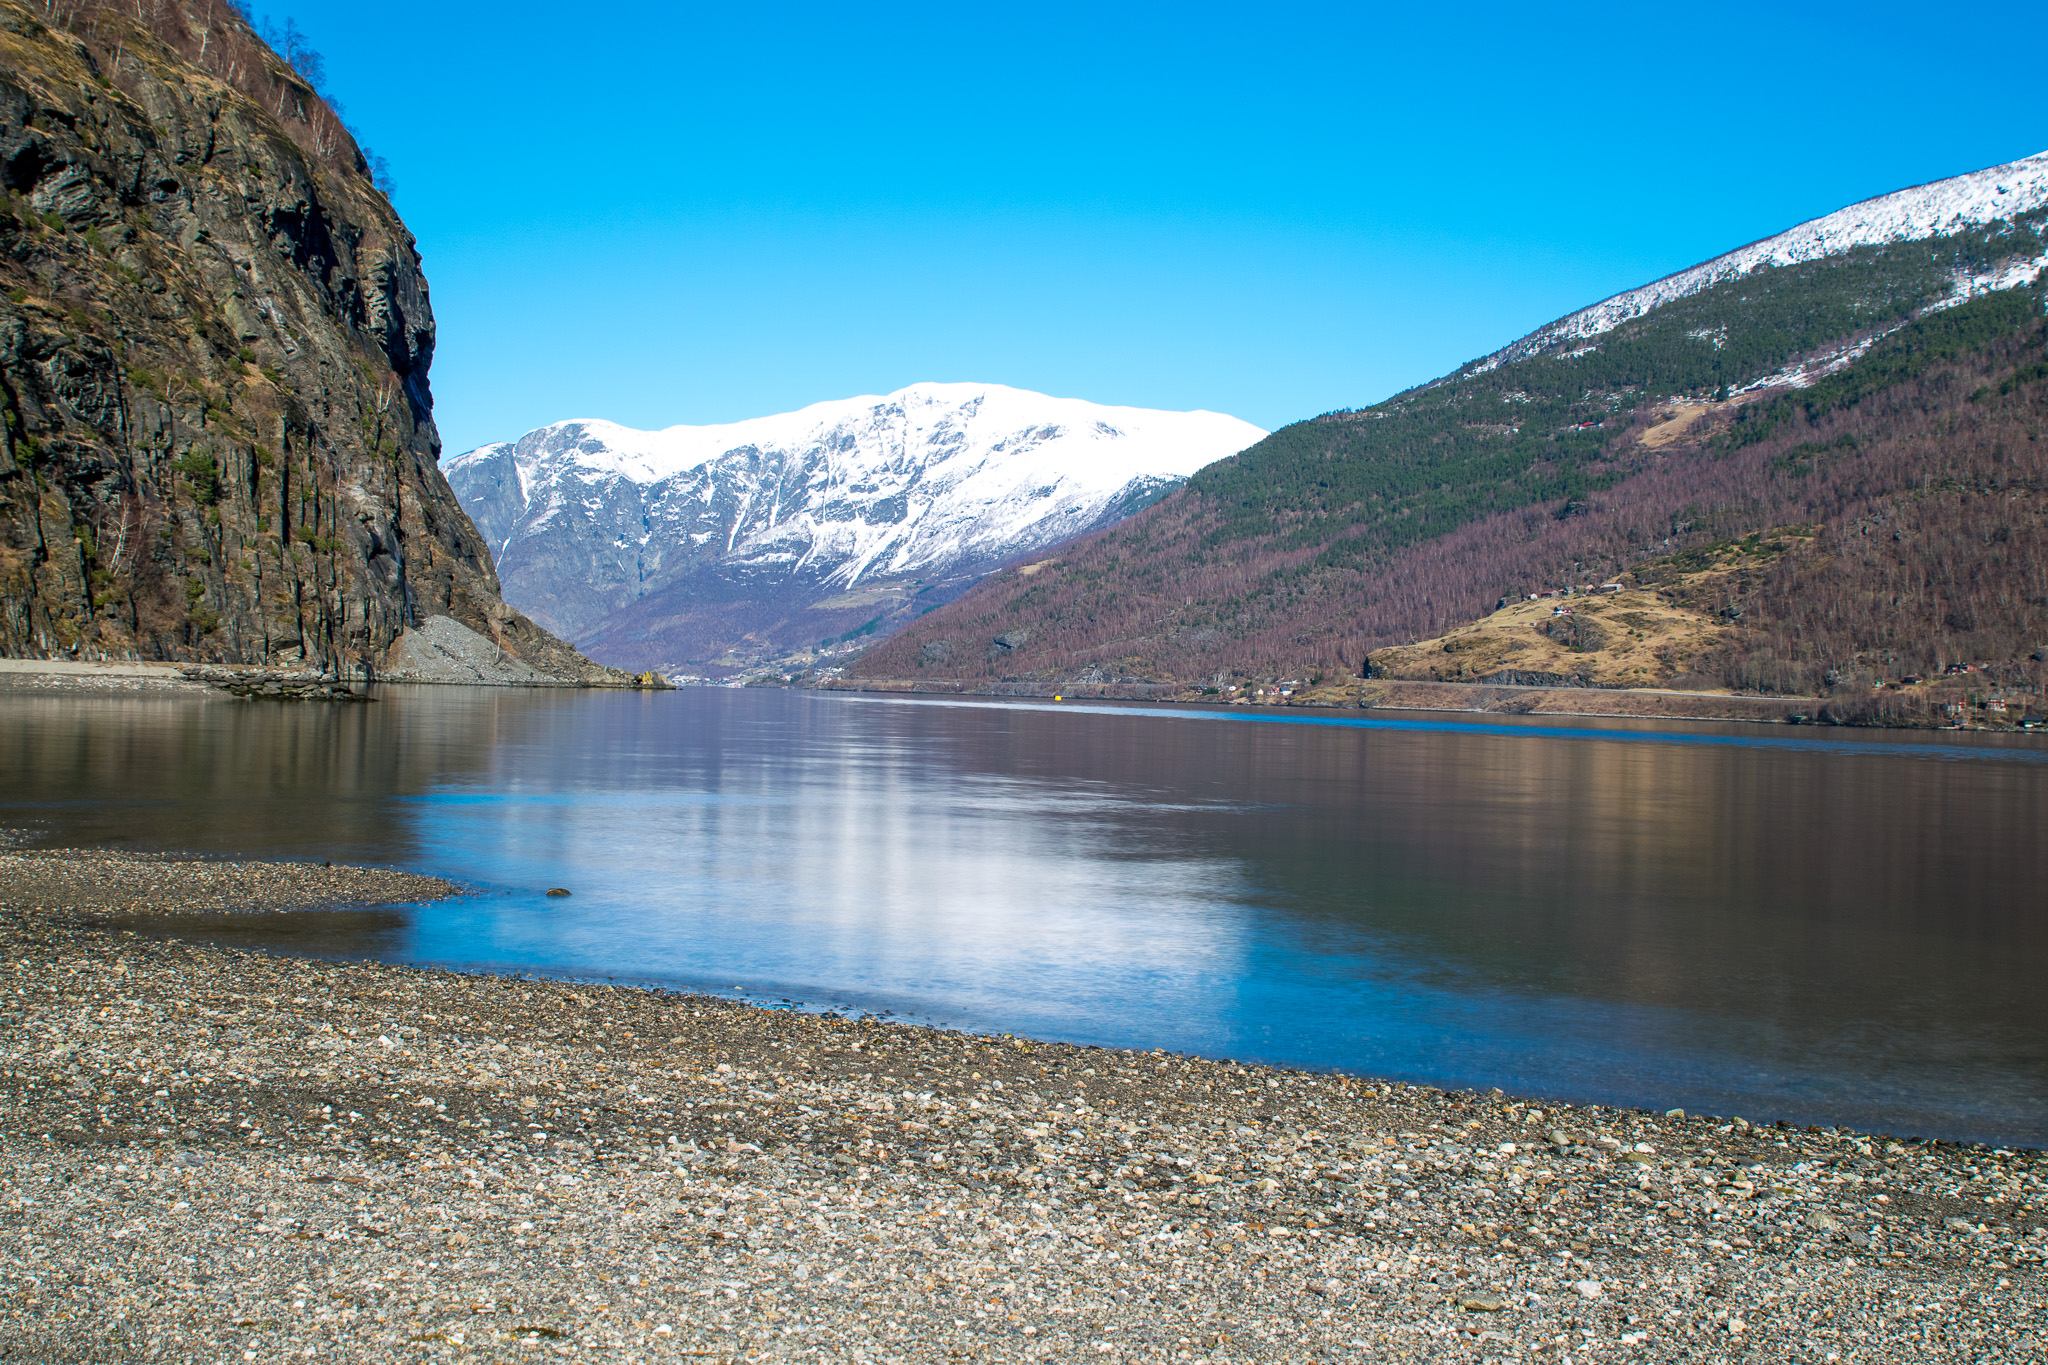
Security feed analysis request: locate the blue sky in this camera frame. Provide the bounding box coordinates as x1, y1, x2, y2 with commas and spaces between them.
275, 1, 2044, 455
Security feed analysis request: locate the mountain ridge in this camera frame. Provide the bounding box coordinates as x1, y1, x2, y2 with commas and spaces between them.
1463, 149, 2048, 378
447, 383, 1264, 675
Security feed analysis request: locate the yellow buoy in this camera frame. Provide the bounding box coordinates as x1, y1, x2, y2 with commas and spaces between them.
1053, 695, 1062, 701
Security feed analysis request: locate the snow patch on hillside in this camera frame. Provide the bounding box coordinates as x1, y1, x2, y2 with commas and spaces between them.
1469, 149, 2048, 375
1726, 252, 2047, 398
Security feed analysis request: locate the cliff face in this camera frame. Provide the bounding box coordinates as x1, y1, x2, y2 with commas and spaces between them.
0, 2, 618, 682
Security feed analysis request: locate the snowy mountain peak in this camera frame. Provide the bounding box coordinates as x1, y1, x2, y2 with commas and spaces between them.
460, 382, 1255, 493
445, 384, 1264, 673
1469, 148, 2048, 373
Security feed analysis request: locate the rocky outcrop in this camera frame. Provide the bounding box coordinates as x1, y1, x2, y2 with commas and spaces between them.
174, 663, 365, 700
0, 2, 629, 685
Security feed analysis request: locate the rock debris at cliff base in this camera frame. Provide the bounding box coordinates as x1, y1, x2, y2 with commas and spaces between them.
1, 856, 2042, 1362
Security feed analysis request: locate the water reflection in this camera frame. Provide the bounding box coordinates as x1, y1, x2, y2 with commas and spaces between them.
3, 687, 2044, 1143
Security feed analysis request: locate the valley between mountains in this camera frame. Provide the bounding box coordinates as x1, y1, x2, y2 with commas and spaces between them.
10, 0, 2033, 733
2, 13, 2044, 1364
433, 150, 2048, 726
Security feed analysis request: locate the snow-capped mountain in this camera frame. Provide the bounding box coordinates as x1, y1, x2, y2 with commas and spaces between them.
1470, 148, 2048, 374
445, 383, 1265, 674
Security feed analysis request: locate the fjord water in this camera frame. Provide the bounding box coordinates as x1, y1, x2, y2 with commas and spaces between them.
6, 687, 2046, 1145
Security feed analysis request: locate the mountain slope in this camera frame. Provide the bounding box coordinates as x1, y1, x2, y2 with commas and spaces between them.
446, 384, 1263, 674
1361, 291, 2048, 712
0, 1, 620, 682
1470, 151, 2048, 373
852, 150, 2048, 692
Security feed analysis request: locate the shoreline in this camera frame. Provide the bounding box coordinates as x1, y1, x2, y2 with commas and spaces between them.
823, 675, 2048, 733
0, 656, 211, 697
1, 852, 2041, 1361
821, 677, 1833, 728
819, 675, 2048, 736
0, 656, 668, 698
10, 656, 2027, 736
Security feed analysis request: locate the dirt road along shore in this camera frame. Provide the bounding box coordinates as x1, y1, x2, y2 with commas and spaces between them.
1, 852, 2041, 1361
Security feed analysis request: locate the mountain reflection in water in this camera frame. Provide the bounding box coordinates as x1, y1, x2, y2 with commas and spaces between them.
4, 686, 2044, 1144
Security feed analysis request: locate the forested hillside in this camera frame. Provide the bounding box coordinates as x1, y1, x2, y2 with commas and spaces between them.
852, 193, 2048, 700
1363, 292, 2048, 711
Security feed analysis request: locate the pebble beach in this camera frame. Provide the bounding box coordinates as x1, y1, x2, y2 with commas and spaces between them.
1, 849, 2042, 1362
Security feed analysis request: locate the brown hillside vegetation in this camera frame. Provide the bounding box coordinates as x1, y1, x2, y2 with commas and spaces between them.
853, 297, 2048, 714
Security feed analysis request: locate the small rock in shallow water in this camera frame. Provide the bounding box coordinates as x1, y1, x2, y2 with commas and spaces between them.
545, 887, 572, 897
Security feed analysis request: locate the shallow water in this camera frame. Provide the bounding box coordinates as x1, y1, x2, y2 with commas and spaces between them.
5, 685, 2046, 1144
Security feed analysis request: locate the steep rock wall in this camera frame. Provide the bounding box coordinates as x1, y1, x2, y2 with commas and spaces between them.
0, 2, 619, 682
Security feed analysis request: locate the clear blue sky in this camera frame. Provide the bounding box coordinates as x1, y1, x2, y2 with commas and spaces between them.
274, 1, 2043, 455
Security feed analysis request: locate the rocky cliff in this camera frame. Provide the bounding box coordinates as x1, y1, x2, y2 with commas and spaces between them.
0, 1, 624, 683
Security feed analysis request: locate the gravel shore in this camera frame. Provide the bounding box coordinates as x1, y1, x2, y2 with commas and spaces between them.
0, 660, 368, 701
0, 659, 209, 697
1, 853, 2042, 1362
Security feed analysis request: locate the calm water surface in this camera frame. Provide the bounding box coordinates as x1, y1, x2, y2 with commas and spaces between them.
5, 686, 2046, 1144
